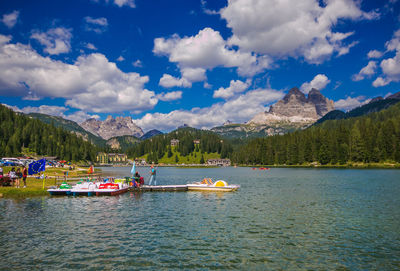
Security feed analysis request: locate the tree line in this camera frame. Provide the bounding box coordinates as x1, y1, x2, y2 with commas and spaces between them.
0, 104, 98, 162
231, 102, 400, 165
126, 127, 233, 163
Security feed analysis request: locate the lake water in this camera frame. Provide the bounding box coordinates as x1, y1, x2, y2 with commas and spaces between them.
0, 167, 399, 270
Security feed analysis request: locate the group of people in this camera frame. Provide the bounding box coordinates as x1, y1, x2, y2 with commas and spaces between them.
0, 166, 28, 188
131, 165, 157, 187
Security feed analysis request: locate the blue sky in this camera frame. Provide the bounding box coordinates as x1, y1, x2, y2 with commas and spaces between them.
0, 0, 399, 132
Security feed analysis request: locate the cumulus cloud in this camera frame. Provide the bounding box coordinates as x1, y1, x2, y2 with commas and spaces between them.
154, 27, 271, 83
334, 96, 370, 111
134, 88, 284, 131
372, 29, 400, 87
1, 10, 19, 28
221, 0, 377, 63
31, 27, 72, 55
156, 91, 182, 101
4, 104, 99, 123
213, 79, 251, 99
300, 74, 330, 93
368, 49, 383, 59
159, 74, 192, 88
352, 61, 377, 81
116, 55, 125, 62
0, 34, 157, 113
84, 16, 108, 33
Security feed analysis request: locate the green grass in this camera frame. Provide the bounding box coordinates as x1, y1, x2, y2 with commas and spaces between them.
0, 166, 99, 198
138, 147, 221, 165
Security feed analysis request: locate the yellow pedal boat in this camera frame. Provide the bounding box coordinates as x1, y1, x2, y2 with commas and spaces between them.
187, 178, 240, 192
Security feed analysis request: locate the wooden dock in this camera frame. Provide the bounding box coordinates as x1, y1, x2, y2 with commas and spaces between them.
129, 185, 188, 192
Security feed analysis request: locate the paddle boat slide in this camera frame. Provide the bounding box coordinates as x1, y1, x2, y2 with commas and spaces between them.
187, 178, 240, 192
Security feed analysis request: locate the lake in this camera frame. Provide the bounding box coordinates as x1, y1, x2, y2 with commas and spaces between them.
0, 167, 399, 270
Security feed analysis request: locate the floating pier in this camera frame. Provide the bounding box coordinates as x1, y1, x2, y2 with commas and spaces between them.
129, 185, 188, 192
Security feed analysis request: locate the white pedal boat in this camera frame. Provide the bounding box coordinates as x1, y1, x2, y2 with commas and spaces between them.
70, 181, 97, 196
187, 179, 240, 192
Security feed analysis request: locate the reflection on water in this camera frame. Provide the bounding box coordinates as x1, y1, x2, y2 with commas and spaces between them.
0, 167, 399, 270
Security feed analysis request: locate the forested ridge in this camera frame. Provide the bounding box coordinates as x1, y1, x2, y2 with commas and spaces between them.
232, 102, 400, 165
126, 127, 232, 163
0, 104, 98, 161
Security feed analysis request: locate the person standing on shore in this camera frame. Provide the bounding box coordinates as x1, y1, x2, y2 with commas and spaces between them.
148, 165, 157, 186
15, 168, 22, 188
8, 167, 16, 187
22, 166, 28, 188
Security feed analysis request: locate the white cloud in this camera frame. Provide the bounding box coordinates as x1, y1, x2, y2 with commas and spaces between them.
201, 0, 218, 15
132, 59, 142, 67
372, 29, 400, 87
159, 74, 191, 88
114, 0, 135, 8
1, 10, 19, 28
153, 27, 271, 82
84, 16, 108, 33
85, 43, 97, 50
213, 79, 251, 99
134, 88, 284, 131
31, 27, 72, 55
0, 34, 157, 113
352, 61, 377, 81
372, 77, 390, 87
116, 55, 125, 62
334, 96, 370, 111
367, 50, 383, 59
300, 74, 330, 93
156, 91, 182, 101
221, 0, 376, 63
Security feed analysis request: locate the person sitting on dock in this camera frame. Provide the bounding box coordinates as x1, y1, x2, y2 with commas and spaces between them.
134, 171, 141, 187
148, 165, 156, 186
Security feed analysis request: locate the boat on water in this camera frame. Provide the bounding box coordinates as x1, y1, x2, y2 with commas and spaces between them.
94, 182, 129, 196
48, 178, 130, 196
187, 178, 240, 192
70, 181, 97, 196
47, 182, 73, 196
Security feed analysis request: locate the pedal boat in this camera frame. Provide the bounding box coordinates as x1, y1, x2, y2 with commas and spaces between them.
47, 182, 72, 196
187, 179, 240, 192
70, 181, 97, 196
94, 182, 129, 196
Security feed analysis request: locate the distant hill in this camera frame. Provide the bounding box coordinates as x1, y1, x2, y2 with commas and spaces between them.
106, 135, 141, 150
1, 105, 97, 161
316, 95, 400, 125
27, 113, 106, 146
141, 129, 163, 140
126, 126, 232, 164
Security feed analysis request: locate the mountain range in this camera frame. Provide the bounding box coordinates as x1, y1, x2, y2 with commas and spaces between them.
211, 87, 335, 138
23, 87, 400, 148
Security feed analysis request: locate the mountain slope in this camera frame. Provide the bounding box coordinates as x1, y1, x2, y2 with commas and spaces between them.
141, 129, 163, 140
27, 113, 106, 146
80, 116, 144, 140
316, 94, 400, 125
106, 135, 141, 150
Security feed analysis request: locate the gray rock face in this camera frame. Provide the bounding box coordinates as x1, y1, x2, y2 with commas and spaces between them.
80, 116, 144, 140
249, 87, 334, 125
307, 88, 335, 117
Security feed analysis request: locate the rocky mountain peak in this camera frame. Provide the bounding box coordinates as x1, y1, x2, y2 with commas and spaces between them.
80, 116, 144, 140
249, 87, 335, 125
282, 87, 307, 103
